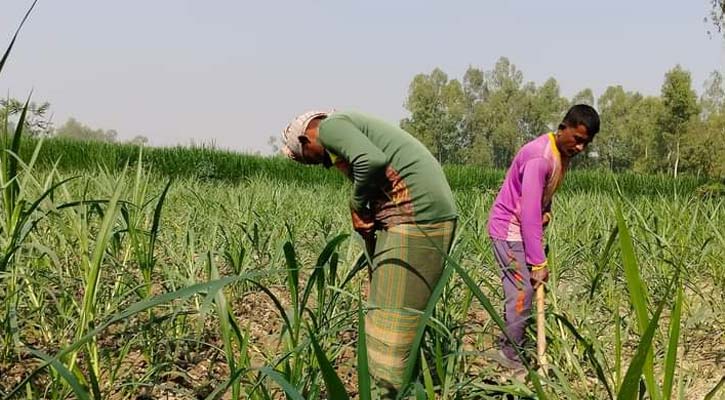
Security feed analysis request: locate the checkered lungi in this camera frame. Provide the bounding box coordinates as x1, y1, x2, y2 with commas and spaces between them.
365, 219, 456, 390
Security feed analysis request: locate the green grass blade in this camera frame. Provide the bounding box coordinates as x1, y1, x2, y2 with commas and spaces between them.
79, 173, 124, 326
704, 376, 724, 400
0, 0, 38, 74
283, 241, 299, 305
309, 327, 349, 400
329, 251, 339, 286
433, 339, 444, 390
614, 295, 622, 391
315, 233, 349, 267
21, 176, 78, 219
615, 203, 659, 400
589, 225, 619, 299
83, 347, 102, 400
300, 266, 322, 317
357, 289, 371, 400
340, 251, 370, 289
26, 348, 90, 400
259, 367, 305, 400
147, 178, 172, 268
14, 176, 78, 238
414, 381, 426, 400
3, 94, 30, 211
420, 350, 435, 400
615, 204, 649, 331
204, 366, 250, 400
247, 279, 294, 340
0, 176, 77, 274
3, 275, 254, 398
208, 252, 240, 399
662, 285, 683, 400
300, 234, 348, 316
616, 293, 667, 400
71, 172, 125, 376
553, 313, 614, 399
9, 94, 29, 163
398, 262, 454, 394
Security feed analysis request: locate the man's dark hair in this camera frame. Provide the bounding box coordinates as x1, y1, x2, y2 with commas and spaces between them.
559, 104, 600, 137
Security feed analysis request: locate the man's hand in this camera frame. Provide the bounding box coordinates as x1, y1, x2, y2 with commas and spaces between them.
531, 265, 549, 289
351, 207, 375, 240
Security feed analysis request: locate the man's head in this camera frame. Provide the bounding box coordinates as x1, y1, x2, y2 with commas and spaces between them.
555, 104, 600, 158
281, 110, 331, 165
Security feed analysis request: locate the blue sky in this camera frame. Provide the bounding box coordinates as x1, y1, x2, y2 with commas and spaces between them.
2, 0, 723, 153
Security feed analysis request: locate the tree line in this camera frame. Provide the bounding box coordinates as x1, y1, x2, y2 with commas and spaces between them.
0, 99, 147, 145
401, 57, 725, 179
4, 58, 724, 179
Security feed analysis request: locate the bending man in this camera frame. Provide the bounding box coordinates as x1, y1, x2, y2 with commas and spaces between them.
281, 110, 457, 396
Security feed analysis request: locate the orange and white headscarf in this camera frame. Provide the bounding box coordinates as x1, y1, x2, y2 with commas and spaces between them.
281, 110, 332, 161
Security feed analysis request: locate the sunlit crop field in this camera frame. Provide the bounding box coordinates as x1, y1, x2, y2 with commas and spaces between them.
0, 136, 722, 400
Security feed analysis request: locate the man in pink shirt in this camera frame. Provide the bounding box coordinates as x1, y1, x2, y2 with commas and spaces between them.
487, 104, 600, 370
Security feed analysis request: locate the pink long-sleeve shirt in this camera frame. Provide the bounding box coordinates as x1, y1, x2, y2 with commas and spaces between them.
487, 133, 564, 266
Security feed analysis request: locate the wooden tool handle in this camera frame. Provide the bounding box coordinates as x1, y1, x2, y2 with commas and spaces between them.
536, 284, 548, 373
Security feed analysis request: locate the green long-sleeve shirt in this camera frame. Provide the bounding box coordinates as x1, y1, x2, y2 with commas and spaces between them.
318, 111, 457, 227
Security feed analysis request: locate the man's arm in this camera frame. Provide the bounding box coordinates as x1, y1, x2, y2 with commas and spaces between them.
319, 117, 387, 212
520, 157, 549, 267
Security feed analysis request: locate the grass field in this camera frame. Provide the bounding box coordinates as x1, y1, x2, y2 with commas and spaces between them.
16, 136, 712, 197
2, 2, 723, 398
0, 136, 723, 399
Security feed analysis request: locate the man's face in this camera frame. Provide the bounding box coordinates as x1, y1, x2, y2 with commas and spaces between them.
298, 125, 327, 165
556, 124, 592, 158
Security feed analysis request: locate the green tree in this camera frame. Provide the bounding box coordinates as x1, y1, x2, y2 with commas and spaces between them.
706, 112, 725, 177
657, 65, 700, 176
402, 59, 570, 169
0, 98, 53, 136
462, 66, 488, 104
567, 88, 599, 168
700, 70, 725, 118
679, 72, 725, 177
522, 77, 568, 141
630, 97, 664, 173
477, 57, 529, 168
55, 117, 118, 142
401, 68, 468, 164
707, 0, 725, 37
571, 88, 595, 106
477, 58, 568, 168
578, 87, 663, 172
128, 135, 149, 145
596, 86, 637, 170
461, 66, 493, 166
681, 111, 725, 178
